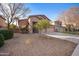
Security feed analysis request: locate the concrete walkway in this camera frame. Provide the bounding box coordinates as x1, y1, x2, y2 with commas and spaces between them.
45, 32, 79, 56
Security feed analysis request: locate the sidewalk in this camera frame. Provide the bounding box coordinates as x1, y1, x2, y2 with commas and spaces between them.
72, 45, 79, 56
45, 32, 79, 56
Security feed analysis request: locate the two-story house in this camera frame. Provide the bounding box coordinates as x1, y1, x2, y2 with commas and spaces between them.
18, 15, 50, 33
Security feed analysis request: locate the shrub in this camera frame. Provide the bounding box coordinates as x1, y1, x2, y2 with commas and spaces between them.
0, 34, 4, 47
0, 30, 14, 40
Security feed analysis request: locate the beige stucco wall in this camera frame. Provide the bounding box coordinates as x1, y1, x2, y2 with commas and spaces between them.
28, 17, 39, 33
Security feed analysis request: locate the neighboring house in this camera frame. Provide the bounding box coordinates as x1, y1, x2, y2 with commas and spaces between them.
0, 15, 6, 29
53, 20, 64, 32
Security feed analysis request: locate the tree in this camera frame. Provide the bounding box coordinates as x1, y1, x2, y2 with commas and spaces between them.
34, 19, 50, 33
0, 3, 30, 30
58, 7, 79, 31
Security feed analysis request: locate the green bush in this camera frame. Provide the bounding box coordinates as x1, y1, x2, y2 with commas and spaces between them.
0, 34, 4, 47
0, 30, 14, 40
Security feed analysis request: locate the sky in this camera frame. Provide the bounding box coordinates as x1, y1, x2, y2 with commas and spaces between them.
25, 3, 79, 21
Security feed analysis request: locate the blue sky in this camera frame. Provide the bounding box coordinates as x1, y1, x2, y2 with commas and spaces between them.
25, 3, 79, 21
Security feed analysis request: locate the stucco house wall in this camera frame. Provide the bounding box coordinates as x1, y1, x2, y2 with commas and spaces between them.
0, 16, 6, 28
18, 19, 28, 28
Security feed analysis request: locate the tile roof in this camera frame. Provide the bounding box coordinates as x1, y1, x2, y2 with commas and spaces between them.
28, 15, 51, 21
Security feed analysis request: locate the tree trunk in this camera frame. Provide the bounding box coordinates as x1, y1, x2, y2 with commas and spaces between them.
7, 23, 10, 30
45, 28, 47, 33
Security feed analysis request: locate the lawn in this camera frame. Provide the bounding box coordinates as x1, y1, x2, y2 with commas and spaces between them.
0, 33, 77, 56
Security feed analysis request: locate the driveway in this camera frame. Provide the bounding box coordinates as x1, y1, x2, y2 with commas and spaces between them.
45, 32, 79, 56
45, 32, 79, 44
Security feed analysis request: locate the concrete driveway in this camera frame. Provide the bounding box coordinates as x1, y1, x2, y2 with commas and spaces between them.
45, 32, 79, 56
46, 32, 79, 44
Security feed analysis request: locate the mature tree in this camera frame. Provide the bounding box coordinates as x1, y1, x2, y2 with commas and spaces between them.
34, 19, 50, 33
58, 7, 79, 31
0, 3, 30, 30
